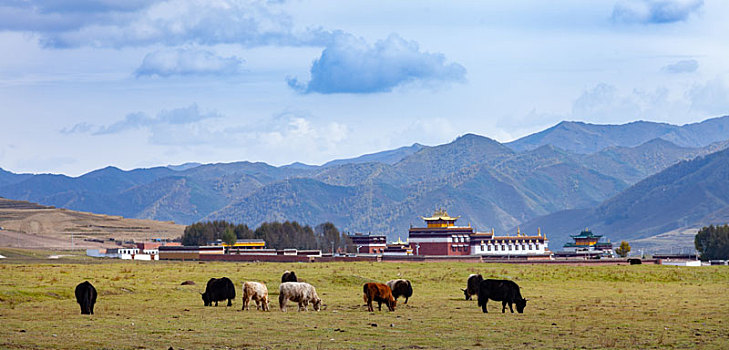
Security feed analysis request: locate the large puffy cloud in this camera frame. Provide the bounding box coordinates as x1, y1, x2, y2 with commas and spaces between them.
135, 49, 243, 77
662, 59, 698, 73
287, 34, 466, 94
611, 0, 703, 24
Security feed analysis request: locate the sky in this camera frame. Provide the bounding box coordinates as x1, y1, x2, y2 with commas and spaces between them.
1, 0, 728, 176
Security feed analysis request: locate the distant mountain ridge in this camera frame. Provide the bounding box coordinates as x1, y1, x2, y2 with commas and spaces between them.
518, 146, 729, 249
323, 143, 425, 167
1, 116, 728, 252
506, 115, 729, 153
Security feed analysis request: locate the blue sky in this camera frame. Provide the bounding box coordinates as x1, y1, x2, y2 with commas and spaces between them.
1, 0, 728, 176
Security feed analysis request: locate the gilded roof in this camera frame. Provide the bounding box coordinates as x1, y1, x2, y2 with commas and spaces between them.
421, 209, 460, 221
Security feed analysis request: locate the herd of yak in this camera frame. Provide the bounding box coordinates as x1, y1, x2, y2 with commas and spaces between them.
75, 271, 527, 315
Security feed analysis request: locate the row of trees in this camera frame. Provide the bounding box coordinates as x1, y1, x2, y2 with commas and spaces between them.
181, 220, 354, 253
695, 224, 729, 260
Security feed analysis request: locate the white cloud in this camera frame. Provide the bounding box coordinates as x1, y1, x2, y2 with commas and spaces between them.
62, 104, 221, 136
612, 0, 704, 24
662, 59, 698, 73
287, 34, 466, 94
135, 48, 244, 77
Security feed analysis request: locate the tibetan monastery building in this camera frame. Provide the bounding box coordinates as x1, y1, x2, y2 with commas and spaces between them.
408, 210, 474, 255
470, 227, 549, 257
407, 210, 550, 257
559, 229, 614, 257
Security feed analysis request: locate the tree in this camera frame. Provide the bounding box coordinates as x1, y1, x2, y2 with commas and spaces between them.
615, 240, 631, 257
181, 220, 252, 246
254, 221, 317, 250
222, 227, 237, 247
340, 232, 354, 253
695, 224, 729, 260
315, 222, 340, 253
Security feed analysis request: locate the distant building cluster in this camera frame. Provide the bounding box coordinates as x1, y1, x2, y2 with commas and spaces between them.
350, 210, 551, 259
86, 241, 178, 260
86, 209, 629, 262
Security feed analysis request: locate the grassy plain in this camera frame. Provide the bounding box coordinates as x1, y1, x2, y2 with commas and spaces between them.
1, 249, 728, 349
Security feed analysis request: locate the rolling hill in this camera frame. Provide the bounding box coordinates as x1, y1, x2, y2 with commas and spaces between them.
0, 197, 184, 248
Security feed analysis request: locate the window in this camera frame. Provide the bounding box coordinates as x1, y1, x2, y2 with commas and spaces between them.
515, 245, 520, 250
487, 245, 492, 251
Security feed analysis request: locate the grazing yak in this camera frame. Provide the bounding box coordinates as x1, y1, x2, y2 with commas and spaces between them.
281, 270, 298, 283
628, 258, 642, 265
241, 281, 269, 311
462, 274, 483, 300
386, 279, 413, 304
279, 282, 321, 312
363, 282, 396, 312
202, 277, 236, 307
477, 279, 527, 313
75, 281, 97, 315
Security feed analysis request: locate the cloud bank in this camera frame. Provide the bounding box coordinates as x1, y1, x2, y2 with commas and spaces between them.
135, 49, 244, 77
61, 105, 350, 158
287, 34, 466, 94
570, 78, 729, 123
1, 0, 464, 91
612, 0, 703, 24
62, 104, 220, 136
688, 77, 729, 115
0, 0, 306, 49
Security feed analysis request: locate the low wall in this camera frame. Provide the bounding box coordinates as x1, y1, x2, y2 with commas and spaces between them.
170, 253, 660, 265
200, 254, 379, 263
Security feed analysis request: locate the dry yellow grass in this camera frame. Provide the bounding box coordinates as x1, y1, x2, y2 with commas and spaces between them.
1, 250, 727, 349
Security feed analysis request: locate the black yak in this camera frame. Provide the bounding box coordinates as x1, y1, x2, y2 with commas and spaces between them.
281, 270, 298, 283
75, 281, 97, 315
202, 277, 236, 307
477, 279, 527, 313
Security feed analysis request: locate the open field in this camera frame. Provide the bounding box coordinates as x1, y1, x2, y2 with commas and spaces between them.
1, 249, 728, 349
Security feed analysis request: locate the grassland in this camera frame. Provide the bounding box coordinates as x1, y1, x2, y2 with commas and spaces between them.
1, 250, 727, 349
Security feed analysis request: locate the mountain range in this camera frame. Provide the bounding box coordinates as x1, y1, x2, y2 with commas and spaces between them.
2, 115, 729, 251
